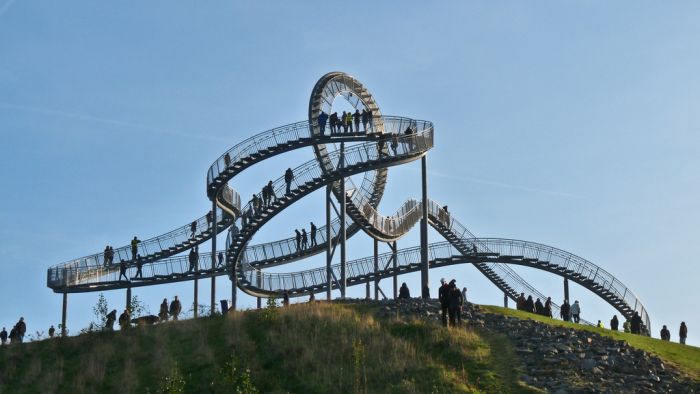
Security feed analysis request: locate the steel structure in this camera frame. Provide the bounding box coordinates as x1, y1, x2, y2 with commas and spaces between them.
47, 72, 651, 335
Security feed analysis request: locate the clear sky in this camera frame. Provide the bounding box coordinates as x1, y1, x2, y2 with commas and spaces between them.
0, 1, 698, 345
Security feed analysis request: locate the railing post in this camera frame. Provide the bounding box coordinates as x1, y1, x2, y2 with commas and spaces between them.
211, 200, 217, 315
420, 155, 429, 298
326, 185, 332, 301
374, 238, 379, 300
564, 277, 570, 302
61, 291, 68, 337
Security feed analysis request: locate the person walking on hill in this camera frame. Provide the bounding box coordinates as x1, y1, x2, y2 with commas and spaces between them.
544, 297, 553, 318
118, 309, 130, 331
516, 293, 526, 311
285, 168, 294, 195
48, 325, 55, 338
660, 325, 671, 341
9, 327, 17, 344
295, 229, 302, 252
318, 111, 328, 136
399, 282, 410, 299
159, 299, 169, 322
131, 236, 141, 261
301, 228, 308, 250
15, 318, 26, 343
597, 320, 604, 328
119, 259, 128, 281
170, 296, 182, 321
106, 309, 117, 330
438, 278, 450, 327
630, 311, 642, 334
353, 109, 361, 133
310, 222, 317, 247
534, 298, 544, 315
679, 322, 688, 344
283, 291, 290, 307
570, 300, 581, 323
524, 295, 535, 314
0, 327, 7, 345
448, 280, 464, 327
610, 315, 619, 331
560, 300, 571, 321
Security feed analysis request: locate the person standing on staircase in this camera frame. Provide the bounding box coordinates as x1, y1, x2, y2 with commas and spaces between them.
206, 210, 213, 230
353, 109, 361, 133
330, 112, 338, 134
134, 254, 143, 279
119, 259, 129, 281
346, 111, 354, 132
361, 109, 369, 132
131, 236, 141, 261
267, 180, 277, 204
310, 222, 317, 247
301, 228, 308, 250
318, 111, 328, 136
285, 168, 294, 195
295, 229, 302, 252
188, 246, 199, 272
438, 278, 450, 327
261, 184, 269, 208
190, 220, 197, 239
340, 111, 348, 133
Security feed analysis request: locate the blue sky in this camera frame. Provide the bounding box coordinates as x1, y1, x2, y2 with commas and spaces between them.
0, 1, 698, 345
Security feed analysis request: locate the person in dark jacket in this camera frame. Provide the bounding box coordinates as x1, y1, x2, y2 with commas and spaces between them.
630, 311, 642, 334
48, 325, 55, 338
610, 315, 619, 331
188, 247, 198, 272
361, 109, 369, 132
301, 229, 308, 250
285, 168, 294, 195
159, 299, 169, 322
310, 222, 317, 246
0, 327, 7, 345
680, 322, 688, 345
119, 259, 129, 281
9, 328, 16, 344
15, 318, 26, 343
169, 296, 182, 320
516, 293, 526, 310
534, 298, 544, 315
283, 291, 290, 307
447, 280, 464, 327
118, 309, 130, 330
105, 309, 117, 330
560, 300, 571, 321
317, 111, 328, 135
131, 236, 141, 260
398, 283, 410, 299
190, 220, 197, 238
660, 325, 671, 341
438, 278, 449, 327
330, 112, 338, 134
295, 229, 302, 252
353, 109, 361, 133
134, 254, 144, 279
524, 296, 535, 314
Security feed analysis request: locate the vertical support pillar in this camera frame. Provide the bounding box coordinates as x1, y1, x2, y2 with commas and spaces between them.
194, 278, 198, 318
339, 143, 347, 298
126, 286, 132, 311
61, 292, 67, 337
231, 273, 237, 311
504, 293, 508, 308
564, 277, 570, 302
392, 241, 398, 299
256, 271, 262, 309
420, 155, 429, 298
365, 281, 370, 299
211, 201, 217, 315
373, 238, 379, 300
326, 185, 332, 301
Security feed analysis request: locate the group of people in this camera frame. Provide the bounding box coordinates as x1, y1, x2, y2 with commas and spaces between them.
659, 322, 689, 344
317, 109, 374, 135
0, 318, 27, 344
438, 278, 467, 327
294, 222, 318, 251
516, 293, 557, 319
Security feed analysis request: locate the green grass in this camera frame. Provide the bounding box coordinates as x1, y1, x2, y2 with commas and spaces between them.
480, 305, 700, 380
0, 303, 537, 393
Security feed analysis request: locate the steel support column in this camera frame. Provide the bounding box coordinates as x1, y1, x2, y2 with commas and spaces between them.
373, 238, 379, 300
504, 293, 508, 308
126, 286, 132, 311
231, 274, 237, 311
256, 271, 262, 309
392, 241, 398, 299
564, 277, 570, 302
420, 155, 429, 298
210, 201, 217, 315
194, 278, 198, 318
61, 292, 67, 337
326, 185, 332, 301
339, 142, 347, 298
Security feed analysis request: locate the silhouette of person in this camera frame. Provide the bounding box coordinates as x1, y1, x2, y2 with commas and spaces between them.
131, 236, 141, 261
295, 229, 301, 252
285, 168, 294, 195
301, 229, 308, 250
134, 254, 144, 279
119, 259, 129, 281
318, 111, 328, 136
310, 222, 317, 246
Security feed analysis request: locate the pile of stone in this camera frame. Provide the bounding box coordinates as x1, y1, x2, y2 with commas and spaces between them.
358, 298, 698, 393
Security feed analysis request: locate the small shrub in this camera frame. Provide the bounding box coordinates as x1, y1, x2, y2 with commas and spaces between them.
158, 364, 186, 394
211, 356, 258, 394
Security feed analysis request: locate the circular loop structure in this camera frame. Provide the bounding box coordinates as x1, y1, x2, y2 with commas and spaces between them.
46, 72, 652, 334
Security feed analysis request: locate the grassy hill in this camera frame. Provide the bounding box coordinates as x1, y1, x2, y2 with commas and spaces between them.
1, 301, 698, 393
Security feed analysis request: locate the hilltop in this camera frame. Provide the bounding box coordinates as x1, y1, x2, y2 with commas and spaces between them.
0, 299, 697, 393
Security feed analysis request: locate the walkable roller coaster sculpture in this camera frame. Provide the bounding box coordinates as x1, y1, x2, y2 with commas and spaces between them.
47, 72, 650, 336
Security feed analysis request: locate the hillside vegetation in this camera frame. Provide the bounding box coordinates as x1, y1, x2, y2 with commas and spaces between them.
0, 302, 537, 393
